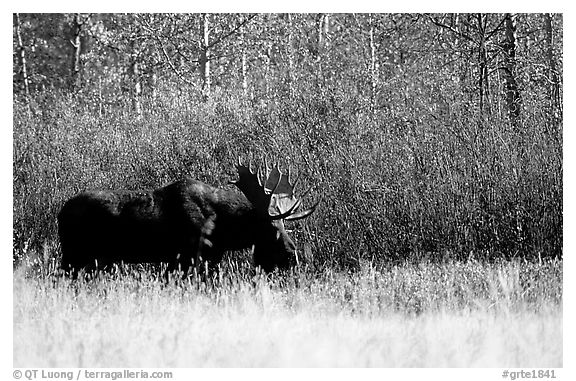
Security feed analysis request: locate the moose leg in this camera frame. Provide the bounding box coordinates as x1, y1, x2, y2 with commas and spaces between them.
194, 215, 218, 279
166, 252, 194, 279
61, 258, 83, 279
165, 215, 217, 282
62, 258, 98, 280
60, 238, 98, 279
206, 249, 225, 282
165, 230, 202, 280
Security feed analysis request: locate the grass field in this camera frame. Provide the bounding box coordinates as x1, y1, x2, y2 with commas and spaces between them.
13, 255, 562, 368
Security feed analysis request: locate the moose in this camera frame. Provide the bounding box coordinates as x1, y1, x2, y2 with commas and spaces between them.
57, 159, 319, 278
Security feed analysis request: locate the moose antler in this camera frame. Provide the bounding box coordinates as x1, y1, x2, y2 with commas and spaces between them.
230, 158, 319, 221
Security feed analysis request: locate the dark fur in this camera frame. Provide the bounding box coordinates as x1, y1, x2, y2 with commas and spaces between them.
58, 178, 298, 277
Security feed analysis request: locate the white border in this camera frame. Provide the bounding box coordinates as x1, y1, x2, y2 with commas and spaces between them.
4, 5, 572, 379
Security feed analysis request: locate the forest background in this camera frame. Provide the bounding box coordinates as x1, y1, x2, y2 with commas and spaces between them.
13, 13, 562, 268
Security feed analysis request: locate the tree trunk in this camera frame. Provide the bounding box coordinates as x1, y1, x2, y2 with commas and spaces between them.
368, 14, 378, 111
263, 41, 272, 99
543, 13, 561, 132
316, 13, 329, 56
131, 41, 142, 119
286, 13, 295, 98
199, 13, 211, 100
321, 14, 330, 47
317, 14, 324, 51
98, 77, 103, 118
240, 29, 248, 98
501, 13, 521, 129
70, 13, 83, 91
315, 14, 329, 87
151, 71, 158, 102
13, 13, 30, 102
477, 14, 491, 115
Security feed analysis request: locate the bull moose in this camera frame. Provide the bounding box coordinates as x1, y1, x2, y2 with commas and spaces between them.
57, 159, 319, 278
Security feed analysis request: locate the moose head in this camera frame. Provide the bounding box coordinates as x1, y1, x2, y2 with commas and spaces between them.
230, 158, 319, 272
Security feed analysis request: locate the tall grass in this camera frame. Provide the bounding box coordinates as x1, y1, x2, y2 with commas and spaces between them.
13, 253, 562, 367
13, 83, 562, 268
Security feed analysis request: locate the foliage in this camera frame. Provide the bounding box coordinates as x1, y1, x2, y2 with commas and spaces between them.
13, 13, 562, 268
13, 90, 562, 267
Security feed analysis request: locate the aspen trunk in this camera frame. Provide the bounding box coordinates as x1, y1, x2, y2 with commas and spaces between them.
369, 14, 377, 111
131, 41, 142, 119
241, 29, 248, 98
71, 13, 83, 91
543, 13, 561, 130
501, 13, 521, 129
199, 13, 211, 100
14, 13, 30, 101
286, 13, 295, 98
477, 14, 491, 114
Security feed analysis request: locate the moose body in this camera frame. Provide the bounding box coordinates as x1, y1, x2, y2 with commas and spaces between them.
58, 162, 317, 276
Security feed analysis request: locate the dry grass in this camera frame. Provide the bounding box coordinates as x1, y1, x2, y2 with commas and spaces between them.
13, 258, 562, 367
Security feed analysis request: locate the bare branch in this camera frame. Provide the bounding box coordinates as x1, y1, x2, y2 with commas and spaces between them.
428, 14, 474, 43
140, 17, 195, 85
206, 14, 257, 50
486, 15, 507, 40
